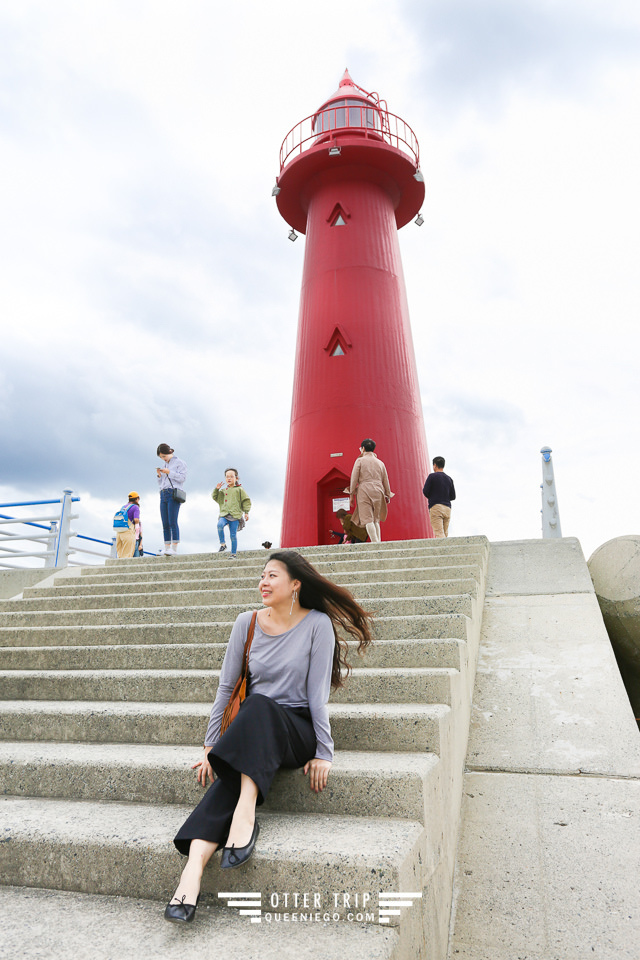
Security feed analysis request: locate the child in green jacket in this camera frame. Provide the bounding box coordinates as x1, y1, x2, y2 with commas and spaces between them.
212, 469, 251, 558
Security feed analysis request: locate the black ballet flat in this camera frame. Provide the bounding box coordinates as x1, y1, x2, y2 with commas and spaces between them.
220, 821, 260, 869
164, 893, 200, 923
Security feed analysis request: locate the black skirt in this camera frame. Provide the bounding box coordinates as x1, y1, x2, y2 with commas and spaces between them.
173, 693, 317, 855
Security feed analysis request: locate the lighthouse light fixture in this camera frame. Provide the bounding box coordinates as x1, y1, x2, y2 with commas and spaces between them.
288, 229, 298, 242
413, 170, 425, 182
414, 213, 424, 226
328, 145, 341, 156
272, 182, 281, 196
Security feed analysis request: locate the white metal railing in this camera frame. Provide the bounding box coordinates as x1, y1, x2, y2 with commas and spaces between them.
0, 490, 117, 569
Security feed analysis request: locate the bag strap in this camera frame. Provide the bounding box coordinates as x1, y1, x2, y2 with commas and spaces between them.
239, 611, 258, 679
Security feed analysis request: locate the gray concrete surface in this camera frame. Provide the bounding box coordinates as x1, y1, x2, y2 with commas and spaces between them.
467, 592, 640, 776
448, 538, 640, 959
0, 537, 491, 960
0, 886, 398, 960
0, 742, 440, 821
486, 538, 594, 597
449, 773, 640, 960
0, 568, 53, 599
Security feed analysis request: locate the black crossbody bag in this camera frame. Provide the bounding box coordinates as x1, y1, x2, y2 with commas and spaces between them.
167, 476, 186, 504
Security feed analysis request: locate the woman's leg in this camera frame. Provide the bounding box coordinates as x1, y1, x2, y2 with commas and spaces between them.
159, 493, 171, 544
366, 521, 379, 542
225, 773, 259, 848
228, 519, 239, 555
168, 499, 180, 543
170, 839, 219, 905
374, 521, 381, 541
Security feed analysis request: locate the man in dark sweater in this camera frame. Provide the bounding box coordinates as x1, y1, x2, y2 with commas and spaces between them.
423, 457, 456, 539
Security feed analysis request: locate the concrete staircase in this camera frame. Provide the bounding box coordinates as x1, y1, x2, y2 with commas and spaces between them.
0, 536, 489, 960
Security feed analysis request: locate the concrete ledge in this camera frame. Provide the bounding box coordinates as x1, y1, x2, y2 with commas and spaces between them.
0, 796, 425, 918
486, 539, 594, 597
467, 592, 640, 777
0, 742, 440, 822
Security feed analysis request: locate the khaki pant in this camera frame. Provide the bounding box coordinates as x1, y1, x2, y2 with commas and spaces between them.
429, 504, 451, 539
116, 527, 136, 558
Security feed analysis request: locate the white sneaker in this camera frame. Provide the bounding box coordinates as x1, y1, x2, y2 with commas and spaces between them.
167, 545, 178, 555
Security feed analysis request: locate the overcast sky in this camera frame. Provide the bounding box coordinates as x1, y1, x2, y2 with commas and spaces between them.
1, 0, 639, 563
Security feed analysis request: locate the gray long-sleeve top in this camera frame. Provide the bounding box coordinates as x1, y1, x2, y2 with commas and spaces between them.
157, 454, 187, 491
204, 609, 335, 761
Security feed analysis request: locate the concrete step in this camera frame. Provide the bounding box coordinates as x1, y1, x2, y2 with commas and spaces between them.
96, 551, 487, 579
0, 613, 471, 647
24, 577, 479, 603
0, 742, 440, 822
1, 886, 401, 960
0, 638, 465, 672
0, 594, 474, 624
0, 796, 428, 939
0, 666, 459, 705
0, 533, 489, 960
103, 537, 488, 569
0, 700, 452, 753
12, 580, 477, 616
66, 562, 483, 589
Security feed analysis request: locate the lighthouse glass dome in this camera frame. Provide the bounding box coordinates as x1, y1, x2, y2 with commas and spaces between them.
313, 98, 381, 133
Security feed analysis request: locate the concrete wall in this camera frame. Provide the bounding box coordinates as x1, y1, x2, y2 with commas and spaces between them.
448, 538, 640, 959
0, 570, 54, 600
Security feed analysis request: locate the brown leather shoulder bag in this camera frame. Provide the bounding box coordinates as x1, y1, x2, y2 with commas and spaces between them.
220, 611, 258, 735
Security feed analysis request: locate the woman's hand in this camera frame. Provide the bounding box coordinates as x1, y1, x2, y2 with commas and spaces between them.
244, 513, 249, 521
303, 758, 332, 793
192, 748, 215, 788
157, 467, 169, 476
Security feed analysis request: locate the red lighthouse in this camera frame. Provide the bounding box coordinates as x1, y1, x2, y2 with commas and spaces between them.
276, 71, 433, 547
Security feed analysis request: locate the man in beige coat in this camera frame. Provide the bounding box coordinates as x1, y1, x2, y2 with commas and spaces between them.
347, 439, 394, 543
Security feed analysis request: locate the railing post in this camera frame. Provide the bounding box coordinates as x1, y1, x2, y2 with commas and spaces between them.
540, 446, 562, 538
52, 489, 75, 568
44, 521, 58, 568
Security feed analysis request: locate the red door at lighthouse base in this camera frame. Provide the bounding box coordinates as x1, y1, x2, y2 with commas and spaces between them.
317, 468, 350, 546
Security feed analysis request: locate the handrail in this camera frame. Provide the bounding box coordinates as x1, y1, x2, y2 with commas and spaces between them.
76, 534, 114, 546
0, 513, 54, 531
279, 104, 420, 172
0, 492, 156, 567
0, 499, 80, 508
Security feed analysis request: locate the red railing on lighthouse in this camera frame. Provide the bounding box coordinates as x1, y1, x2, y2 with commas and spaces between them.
279, 102, 421, 172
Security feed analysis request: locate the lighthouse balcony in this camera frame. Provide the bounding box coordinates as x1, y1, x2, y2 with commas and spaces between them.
279, 101, 420, 173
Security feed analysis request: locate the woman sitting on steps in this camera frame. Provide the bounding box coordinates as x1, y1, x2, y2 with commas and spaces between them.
165, 549, 373, 924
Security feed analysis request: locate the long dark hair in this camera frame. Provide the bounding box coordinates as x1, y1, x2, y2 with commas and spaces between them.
268, 550, 373, 689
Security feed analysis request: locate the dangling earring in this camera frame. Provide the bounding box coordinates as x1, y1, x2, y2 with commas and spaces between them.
290, 589, 298, 616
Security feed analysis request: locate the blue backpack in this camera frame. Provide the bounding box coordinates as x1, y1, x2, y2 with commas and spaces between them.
113, 503, 133, 529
